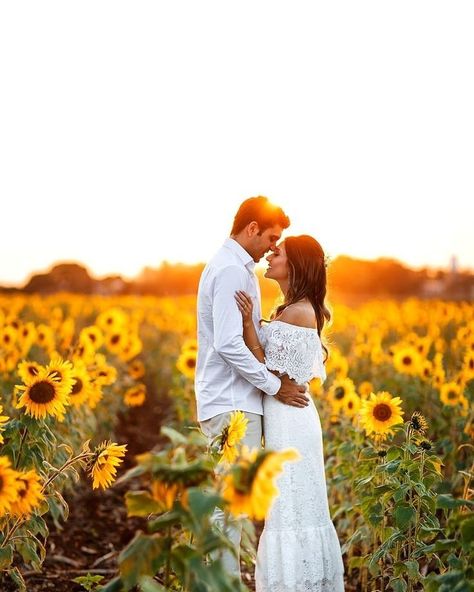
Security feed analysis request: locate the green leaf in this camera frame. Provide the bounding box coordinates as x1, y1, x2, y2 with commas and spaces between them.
125, 491, 164, 517
390, 576, 408, 592
119, 532, 165, 588
187, 488, 222, 519
0, 545, 13, 570
386, 459, 402, 474
72, 574, 104, 591
461, 517, 474, 543
436, 494, 474, 510
386, 446, 402, 461
394, 504, 416, 531
161, 426, 188, 445
403, 560, 421, 579
148, 510, 182, 532
7, 567, 26, 592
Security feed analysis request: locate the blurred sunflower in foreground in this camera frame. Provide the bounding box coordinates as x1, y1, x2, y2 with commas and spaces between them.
217, 410, 248, 464
222, 445, 300, 520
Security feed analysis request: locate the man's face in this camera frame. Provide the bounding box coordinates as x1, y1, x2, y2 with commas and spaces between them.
249, 224, 283, 262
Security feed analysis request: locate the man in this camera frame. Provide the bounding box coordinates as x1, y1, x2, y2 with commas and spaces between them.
195, 196, 309, 579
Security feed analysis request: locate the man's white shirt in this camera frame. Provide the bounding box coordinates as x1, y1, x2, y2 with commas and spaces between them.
195, 238, 281, 422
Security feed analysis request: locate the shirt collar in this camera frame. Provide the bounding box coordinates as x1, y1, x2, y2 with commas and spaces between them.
223, 238, 256, 271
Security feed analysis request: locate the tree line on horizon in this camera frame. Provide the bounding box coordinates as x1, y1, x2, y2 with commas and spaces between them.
1, 256, 472, 301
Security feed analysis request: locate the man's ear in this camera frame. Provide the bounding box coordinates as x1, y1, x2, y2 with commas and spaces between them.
247, 221, 260, 236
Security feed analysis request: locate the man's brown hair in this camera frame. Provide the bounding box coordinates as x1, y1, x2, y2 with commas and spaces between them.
230, 196, 290, 235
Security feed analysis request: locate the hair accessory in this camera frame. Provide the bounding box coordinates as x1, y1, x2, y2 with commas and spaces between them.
324, 254, 331, 268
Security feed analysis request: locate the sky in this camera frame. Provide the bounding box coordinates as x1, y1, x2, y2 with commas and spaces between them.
1, 1, 473, 287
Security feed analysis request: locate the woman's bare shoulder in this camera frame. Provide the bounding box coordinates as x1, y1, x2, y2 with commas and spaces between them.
275, 302, 317, 329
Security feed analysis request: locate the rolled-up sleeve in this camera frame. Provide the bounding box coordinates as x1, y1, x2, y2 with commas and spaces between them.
212, 265, 281, 396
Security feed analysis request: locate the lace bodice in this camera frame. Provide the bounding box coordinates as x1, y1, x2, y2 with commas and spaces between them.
259, 320, 327, 385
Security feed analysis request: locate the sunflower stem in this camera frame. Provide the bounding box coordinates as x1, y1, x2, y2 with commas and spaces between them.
164, 525, 172, 587
41, 452, 92, 493
14, 427, 29, 469
0, 516, 23, 548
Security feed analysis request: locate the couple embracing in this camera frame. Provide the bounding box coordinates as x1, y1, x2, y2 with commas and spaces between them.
195, 196, 345, 592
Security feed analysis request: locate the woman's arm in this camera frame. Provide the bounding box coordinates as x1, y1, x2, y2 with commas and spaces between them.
234, 290, 265, 363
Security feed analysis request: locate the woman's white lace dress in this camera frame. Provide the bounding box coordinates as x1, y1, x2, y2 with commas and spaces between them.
255, 320, 345, 592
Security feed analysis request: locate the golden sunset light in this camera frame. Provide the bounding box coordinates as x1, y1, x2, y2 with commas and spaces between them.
1, 1, 473, 288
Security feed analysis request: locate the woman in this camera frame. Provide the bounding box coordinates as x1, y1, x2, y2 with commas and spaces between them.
234, 234, 345, 592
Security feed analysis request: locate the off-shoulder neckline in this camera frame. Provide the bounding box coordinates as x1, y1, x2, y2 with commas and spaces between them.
266, 319, 318, 332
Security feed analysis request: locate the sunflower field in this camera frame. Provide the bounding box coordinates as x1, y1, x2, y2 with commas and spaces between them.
0, 293, 473, 591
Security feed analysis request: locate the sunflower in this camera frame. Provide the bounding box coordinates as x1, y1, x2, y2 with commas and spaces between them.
87, 383, 104, 409
9, 469, 44, 516
45, 356, 76, 393
393, 346, 422, 376
68, 362, 93, 407
89, 441, 127, 490
358, 381, 374, 399
16, 360, 44, 384
462, 352, 474, 381
79, 325, 104, 350
359, 391, 404, 437
419, 360, 433, 382
91, 354, 117, 386
127, 359, 145, 380
15, 368, 70, 420
35, 323, 56, 353
309, 376, 323, 397
0, 456, 20, 517
341, 392, 362, 419
325, 348, 349, 377
71, 340, 96, 365
176, 348, 197, 379
218, 411, 248, 464
150, 480, 181, 512
182, 338, 198, 352
105, 330, 127, 356
17, 322, 38, 353
409, 411, 429, 435
222, 445, 300, 520
0, 405, 10, 444
96, 308, 128, 334
124, 384, 147, 407
118, 333, 143, 363
439, 382, 463, 406
0, 325, 17, 351
328, 377, 356, 411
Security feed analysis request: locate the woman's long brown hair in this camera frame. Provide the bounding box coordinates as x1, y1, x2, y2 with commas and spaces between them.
271, 234, 331, 362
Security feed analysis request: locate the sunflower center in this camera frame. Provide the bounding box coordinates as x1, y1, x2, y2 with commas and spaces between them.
447, 390, 457, 400
469, 359, 474, 370
348, 401, 353, 409
0, 476, 3, 492
29, 381, 56, 404
186, 358, 196, 369
71, 378, 83, 395
402, 356, 412, 366
373, 403, 392, 421
111, 335, 120, 345
334, 387, 346, 400
88, 333, 96, 342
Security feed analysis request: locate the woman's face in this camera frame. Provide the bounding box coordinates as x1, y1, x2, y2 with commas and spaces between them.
264, 241, 289, 280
